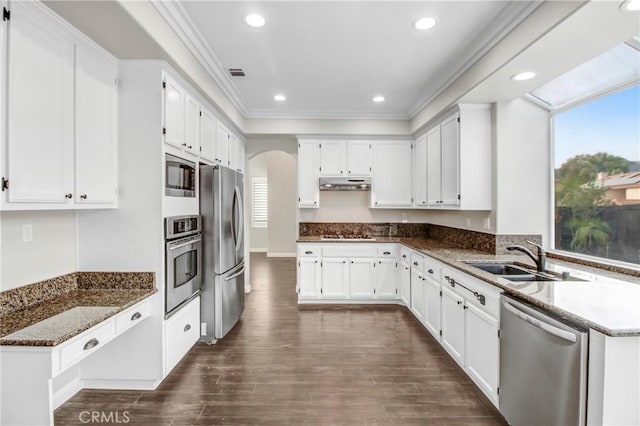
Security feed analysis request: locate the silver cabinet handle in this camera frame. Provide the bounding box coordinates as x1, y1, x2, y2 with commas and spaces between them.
305, 251, 313, 254
428, 269, 434, 274
402, 254, 407, 258
383, 251, 391, 255
131, 312, 142, 321
65, 193, 73, 199
184, 324, 191, 332
80, 194, 87, 199
413, 261, 418, 266
83, 338, 99, 350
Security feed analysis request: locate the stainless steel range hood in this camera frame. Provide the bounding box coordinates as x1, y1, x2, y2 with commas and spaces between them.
319, 177, 371, 191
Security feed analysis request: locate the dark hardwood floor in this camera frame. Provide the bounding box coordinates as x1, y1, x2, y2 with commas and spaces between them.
55, 253, 506, 425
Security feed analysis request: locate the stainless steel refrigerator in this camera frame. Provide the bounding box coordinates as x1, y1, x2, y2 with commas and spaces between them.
200, 165, 245, 342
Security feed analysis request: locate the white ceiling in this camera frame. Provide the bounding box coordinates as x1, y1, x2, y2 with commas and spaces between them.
159, 1, 539, 120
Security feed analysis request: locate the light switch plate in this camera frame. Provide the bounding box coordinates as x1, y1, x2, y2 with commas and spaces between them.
22, 224, 33, 242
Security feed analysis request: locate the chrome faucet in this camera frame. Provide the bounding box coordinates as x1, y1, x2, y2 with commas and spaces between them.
506, 241, 546, 273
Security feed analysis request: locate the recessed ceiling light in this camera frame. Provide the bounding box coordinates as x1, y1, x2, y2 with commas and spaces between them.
511, 71, 537, 81
413, 17, 437, 31
244, 14, 266, 27
620, 0, 640, 11
373, 96, 385, 103
274, 94, 286, 101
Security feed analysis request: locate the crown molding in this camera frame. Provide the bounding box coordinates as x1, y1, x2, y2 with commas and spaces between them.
244, 109, 409, 121
407, 1, 543, 119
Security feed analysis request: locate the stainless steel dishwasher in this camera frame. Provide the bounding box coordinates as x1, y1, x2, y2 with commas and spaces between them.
500, 295, 588, 426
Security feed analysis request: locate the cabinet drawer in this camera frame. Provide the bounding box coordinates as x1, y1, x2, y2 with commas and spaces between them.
376, 246, 398, 258
323, 245, 375, 258
115, 298, 152, 334
59, 321, 116, 371
410, 252, 424, 271
298, 245, 321, 257
423, 256, 442, 280
400, 247, 411, 263
164, 296, 200, 374
442, 268, 501, 318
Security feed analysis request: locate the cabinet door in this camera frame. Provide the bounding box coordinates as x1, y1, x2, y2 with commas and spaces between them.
376, 259, 398, 299
237, 139, 245, 174
297, 141, 319, 208
298, 258, 321, 299
184, 95, 200, 156
410, 267, 425, 323
6, 3, 74, 203
347, 141, 372, 176
424, 276, 441, 339
216, 123, 229, 166
413, 135, 428, 206
228, 134, 238, 170
441, 114, 460, 206
163, 76, 185, 150
400, 262, 411, 306
441, 286, 465, 366
371, 141, 413, 207
200, 108, 217, 163
464, 302, 499, 404
321, 258, 348, 298
319, 141, 346, 176
164, 297, 200, 375
349, 258, 375, 299
426, 125, 442, 207
75, 44, 118, 204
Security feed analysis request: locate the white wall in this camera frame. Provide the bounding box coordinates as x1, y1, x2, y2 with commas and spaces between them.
267, 151, 298, 256
0, 211, 77, 291
248, 153, 268, 251
492, 98, 550, 243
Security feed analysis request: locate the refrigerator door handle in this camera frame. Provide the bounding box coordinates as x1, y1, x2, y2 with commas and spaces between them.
233, 185, 244, 252
224, 265, 246, 281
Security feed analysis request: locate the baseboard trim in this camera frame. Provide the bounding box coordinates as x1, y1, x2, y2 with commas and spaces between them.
297, 299, 405, 305
250, 248, 267, 253
82, 378, 160, 391
53, 377, 83, 409
267, 252, 296, 258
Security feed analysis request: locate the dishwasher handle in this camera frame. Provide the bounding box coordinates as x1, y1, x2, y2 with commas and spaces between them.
503, 300, 577, 343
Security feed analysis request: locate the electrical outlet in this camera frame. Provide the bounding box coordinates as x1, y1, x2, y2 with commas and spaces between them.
200, 322, 207, 336
22, 224, 33, 242
483, 218, 491, 230
401, 213, 408, 223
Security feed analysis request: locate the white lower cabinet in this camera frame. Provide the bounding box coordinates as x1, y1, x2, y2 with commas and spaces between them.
321, 257, 349, 298
464, 302, 499, 403
349, 258, 375, 298
376, 258, 398, 298
298, 256, 321, 299
164, 296, 200, 375
441, 286, 465, 365
400, 260, 411, 306
410, 267, 425, 323
423, 273, 442, 340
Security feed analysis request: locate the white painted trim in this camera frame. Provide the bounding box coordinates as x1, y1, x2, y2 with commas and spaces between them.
250, 248, 267, 253
52, 377, 82, 409
82, 379, 160, 391
297, 299, 403, 305
267, 252, 296, 258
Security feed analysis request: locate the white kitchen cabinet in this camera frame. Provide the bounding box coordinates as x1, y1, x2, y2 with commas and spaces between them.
228, 133, 245, 173
318, 140, 372, 177
298, 257, 321, 299
1, 1, 118, 209
423, 272, 441, 340
371, 140, 413, 207
375, 258, 398, 299
237, 138, 245, 174
349, 258, 375, 298
297, 140, 319, 208
422, 104, 491, 210
413, 134, 428, 207
184, 94, 201, 157
410, 266, 425, 323
200, 107, 217, 163
321, 257, 348, 298
162, 74, 185, 150
400, 260, 411, 307
164, 296, 200, 375
75, 43, 118, 205
441, 286, 465, 366
216, 123, 230, 166
465, 302, 499, 404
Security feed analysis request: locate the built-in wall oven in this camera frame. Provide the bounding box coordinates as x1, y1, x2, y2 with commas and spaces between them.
165, 215, 201, 318
165, 153, 196, 197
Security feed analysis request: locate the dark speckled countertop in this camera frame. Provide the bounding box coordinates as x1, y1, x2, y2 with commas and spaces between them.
298, 237, 640, 337
0, 272, 156, 346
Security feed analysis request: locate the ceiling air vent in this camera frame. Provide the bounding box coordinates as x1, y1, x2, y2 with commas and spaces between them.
228, 68, 246, 77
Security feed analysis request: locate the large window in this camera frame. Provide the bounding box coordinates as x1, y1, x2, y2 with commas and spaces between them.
553, 84, 640, 264
251, 177, 268, 228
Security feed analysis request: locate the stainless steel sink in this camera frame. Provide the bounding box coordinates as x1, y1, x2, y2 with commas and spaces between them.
465, 262, 559, 282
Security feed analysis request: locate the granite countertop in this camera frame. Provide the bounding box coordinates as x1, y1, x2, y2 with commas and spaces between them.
0, 272, 156, 346
298, 236, 640, 337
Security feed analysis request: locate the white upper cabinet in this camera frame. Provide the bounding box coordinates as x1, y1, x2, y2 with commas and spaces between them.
297, 140, 319, 208
371, 141, 413, 207
413, 134, 428, 207
200, 107, 217, 163
184, 94, 201, 157
216, 123, 230, 166
162, 75, 185, 150
422, 104, 491, 210
75, 43, 118, 204
1, 2, 117, 209
228, 133, 244, 173
319, 140, 371, 177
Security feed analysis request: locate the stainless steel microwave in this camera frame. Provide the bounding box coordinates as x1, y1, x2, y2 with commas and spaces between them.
165, 153, 196, 197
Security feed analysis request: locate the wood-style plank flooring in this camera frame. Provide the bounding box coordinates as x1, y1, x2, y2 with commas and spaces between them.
55, 253, 506, 425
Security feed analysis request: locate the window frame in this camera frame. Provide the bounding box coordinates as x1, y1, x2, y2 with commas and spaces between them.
251, 176, 268, 229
